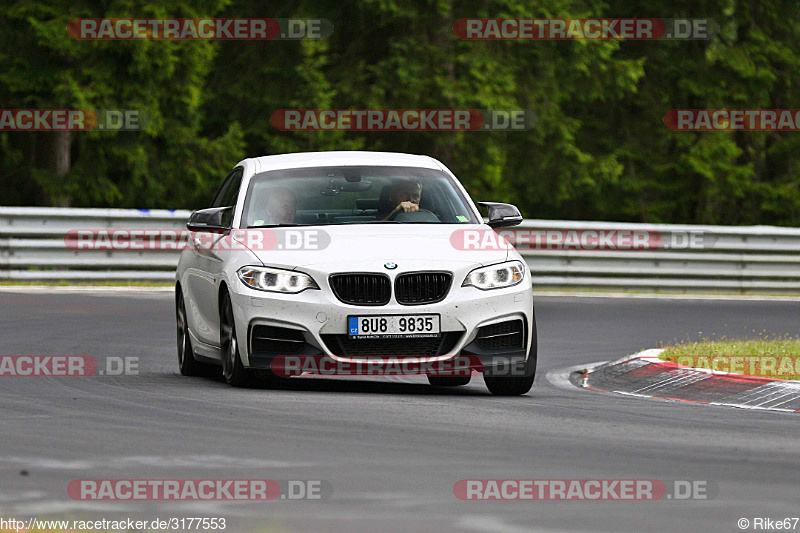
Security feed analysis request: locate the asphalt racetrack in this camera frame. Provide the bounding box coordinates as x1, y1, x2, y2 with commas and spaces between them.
0, 289, 798, 533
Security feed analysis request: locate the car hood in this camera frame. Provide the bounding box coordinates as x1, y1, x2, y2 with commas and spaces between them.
238, 224, 510, 270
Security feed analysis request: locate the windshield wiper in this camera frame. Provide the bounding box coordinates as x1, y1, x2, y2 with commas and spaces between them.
370, 220, 442, 224
247, 223, 310, 228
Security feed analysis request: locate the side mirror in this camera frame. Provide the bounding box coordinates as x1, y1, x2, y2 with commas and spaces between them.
478, 202, 523, 228
186, 207, 232, 232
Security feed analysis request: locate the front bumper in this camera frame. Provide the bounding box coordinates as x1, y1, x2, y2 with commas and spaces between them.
228, 273, 534, 373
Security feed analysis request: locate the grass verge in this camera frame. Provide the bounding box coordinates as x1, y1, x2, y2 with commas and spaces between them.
660, 335, 800, 380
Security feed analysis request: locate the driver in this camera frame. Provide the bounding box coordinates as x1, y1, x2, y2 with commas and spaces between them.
381, 179, 422, 221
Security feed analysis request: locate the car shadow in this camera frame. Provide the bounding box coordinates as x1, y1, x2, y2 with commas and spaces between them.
195, 370, 490, 396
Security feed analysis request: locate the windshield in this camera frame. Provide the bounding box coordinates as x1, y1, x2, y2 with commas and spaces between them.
240, 165, 479, 227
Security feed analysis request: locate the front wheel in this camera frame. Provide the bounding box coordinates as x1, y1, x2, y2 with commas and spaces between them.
483, 311, 537, 396
220, 291, 253, 387
483, 371, 535, 396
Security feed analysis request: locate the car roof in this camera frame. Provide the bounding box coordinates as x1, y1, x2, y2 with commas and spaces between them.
242, 151, 446, 173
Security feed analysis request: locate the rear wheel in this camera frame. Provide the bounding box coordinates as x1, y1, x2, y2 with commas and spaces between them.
427, 375, 471, 387
220, 291, 253, 387
483, 311, 537, 396
176, 289, 203, 376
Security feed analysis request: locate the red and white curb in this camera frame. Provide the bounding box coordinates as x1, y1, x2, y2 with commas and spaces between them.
577, 349, 800, 413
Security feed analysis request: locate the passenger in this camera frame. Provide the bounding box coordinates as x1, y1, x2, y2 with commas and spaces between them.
264, 187, 296, 224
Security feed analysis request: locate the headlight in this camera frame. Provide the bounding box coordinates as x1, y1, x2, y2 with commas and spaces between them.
237, 266, 319, 293
462, 261, 525, 290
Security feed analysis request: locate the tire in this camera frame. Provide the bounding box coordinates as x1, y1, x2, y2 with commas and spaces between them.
427, 375, 471, 387
483, 311, 537, 396
220, 291, 253, 387
176, 289, 204, 376
484, 370, 535, 396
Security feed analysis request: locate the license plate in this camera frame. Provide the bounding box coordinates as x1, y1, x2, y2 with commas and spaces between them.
348, 314, 440, 339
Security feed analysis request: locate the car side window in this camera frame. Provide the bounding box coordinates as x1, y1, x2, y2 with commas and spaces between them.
211, 167, 245, 207
210, 167, 245, 227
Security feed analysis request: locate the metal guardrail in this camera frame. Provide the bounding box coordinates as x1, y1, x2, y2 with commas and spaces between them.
0, 207, 191, 281
516, 219, 800, 293
1, 207, 799, 293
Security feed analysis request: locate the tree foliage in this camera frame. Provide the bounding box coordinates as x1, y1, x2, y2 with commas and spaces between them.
1, 0, 798, 225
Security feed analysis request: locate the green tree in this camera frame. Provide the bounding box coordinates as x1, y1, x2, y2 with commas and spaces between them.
0, 0, 244, 208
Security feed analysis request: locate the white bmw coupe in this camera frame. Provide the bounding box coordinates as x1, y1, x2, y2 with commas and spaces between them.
176, 151, 536, 395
